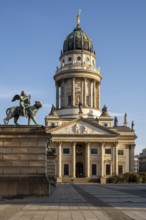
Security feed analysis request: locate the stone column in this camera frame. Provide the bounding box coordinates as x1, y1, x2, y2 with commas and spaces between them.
85, 143, 90, 177
129, 144, 135, 172
81, 79, 84, 104
100, 142, 104, 177
72, 143, 76, 178
93, 80, 96, 108
72, 78, 75, 107
96, 82, 100, 110
56, 83, 59, 109
90, 80, 93, 108
113, 143, 118, 175
83, 78, 86, 107
61, 80, 64, 108
58, 142, 62, 177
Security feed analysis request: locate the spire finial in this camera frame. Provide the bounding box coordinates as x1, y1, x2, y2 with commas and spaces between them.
114, 116, 118, 127
131, 120, 134, 131
76, 9, 81, 27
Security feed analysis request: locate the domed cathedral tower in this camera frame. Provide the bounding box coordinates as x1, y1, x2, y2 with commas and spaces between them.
45, 14, 136, 183
54, 13, 102, 118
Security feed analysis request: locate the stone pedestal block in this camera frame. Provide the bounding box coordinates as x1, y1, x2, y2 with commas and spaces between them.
100, 177, 106, 184
0, 175, 49, 198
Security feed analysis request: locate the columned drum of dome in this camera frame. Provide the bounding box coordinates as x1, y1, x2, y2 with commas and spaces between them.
54, 14, 102, 119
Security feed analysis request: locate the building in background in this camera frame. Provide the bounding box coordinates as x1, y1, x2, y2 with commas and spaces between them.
139, 148, 146, 172
45, 14, 137, 183
134, 155, 139, 173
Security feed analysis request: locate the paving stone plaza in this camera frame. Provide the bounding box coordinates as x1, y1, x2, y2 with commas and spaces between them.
0, 184, 146, 220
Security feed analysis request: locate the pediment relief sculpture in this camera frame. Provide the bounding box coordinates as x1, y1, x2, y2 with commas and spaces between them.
72, 123, 90, 134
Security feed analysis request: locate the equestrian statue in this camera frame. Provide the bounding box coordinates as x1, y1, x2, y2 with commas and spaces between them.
4, 90, 42, 125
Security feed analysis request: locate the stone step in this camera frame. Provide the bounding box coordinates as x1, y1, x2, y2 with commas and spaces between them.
62, 177, 99, 183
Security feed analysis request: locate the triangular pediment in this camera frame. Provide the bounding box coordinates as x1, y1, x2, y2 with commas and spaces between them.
49, 118, 118, 136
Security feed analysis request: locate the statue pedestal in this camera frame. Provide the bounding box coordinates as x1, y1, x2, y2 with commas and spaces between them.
46, 152, 57, 196
100, 177, 106, 184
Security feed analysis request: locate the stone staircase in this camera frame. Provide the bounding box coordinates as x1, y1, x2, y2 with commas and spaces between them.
61, 177, 99, 184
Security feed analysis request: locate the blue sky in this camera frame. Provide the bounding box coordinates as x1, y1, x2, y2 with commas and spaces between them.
0, 0, 146, 154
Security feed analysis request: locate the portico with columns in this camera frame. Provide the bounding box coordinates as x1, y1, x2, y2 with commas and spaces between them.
45, 14, 136, 183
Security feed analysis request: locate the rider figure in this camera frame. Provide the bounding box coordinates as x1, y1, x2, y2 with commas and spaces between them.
20, 91, 31, 117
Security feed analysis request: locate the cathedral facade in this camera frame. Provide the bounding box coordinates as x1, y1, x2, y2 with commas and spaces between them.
45, 15, 136, 183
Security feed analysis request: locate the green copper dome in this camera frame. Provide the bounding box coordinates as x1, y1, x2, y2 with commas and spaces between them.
63, 26, 93, 53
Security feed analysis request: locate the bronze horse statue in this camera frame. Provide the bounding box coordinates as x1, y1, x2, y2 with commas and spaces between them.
4, 101, 42, 125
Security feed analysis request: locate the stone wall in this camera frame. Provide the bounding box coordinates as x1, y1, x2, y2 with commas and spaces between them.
0, 125, 49, 197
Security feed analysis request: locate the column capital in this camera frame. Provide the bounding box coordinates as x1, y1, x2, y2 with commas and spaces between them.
113, 142, 118, 147
126, 144, 135, 148
86, 142, 91, 147
99, 142, 105, 147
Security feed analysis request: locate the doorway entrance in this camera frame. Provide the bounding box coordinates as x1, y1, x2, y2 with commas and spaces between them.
76, 162, 83, 177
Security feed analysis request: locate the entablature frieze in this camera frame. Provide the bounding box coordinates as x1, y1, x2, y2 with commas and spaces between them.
104, 159, 112, 163
51, 138, 118, 144
118, 136, 137, 140
54, 70, 102, 83
59, 49, 96, 60
126, 144, 136, 149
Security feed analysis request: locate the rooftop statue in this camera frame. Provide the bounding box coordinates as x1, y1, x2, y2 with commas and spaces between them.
76, 10, 81, 27
49, 104, 57, 116
4, 91, 42, 125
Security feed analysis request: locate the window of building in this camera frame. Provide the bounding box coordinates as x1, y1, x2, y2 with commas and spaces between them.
68, 57, 72, 62
118, 150, 124, 155
106, 164, 110, 175
63, 148, 70, 154
91, 148, 98, 154
68, 40, 74, 50
68, 95, 72, 106
104, 123, 108, 127
51, 122, 57, 128
118, 165, 123, 174
105, 149, 111, 154
92, 164, 97, 175
77, 56, 81, 61
64, 164, 69, 175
